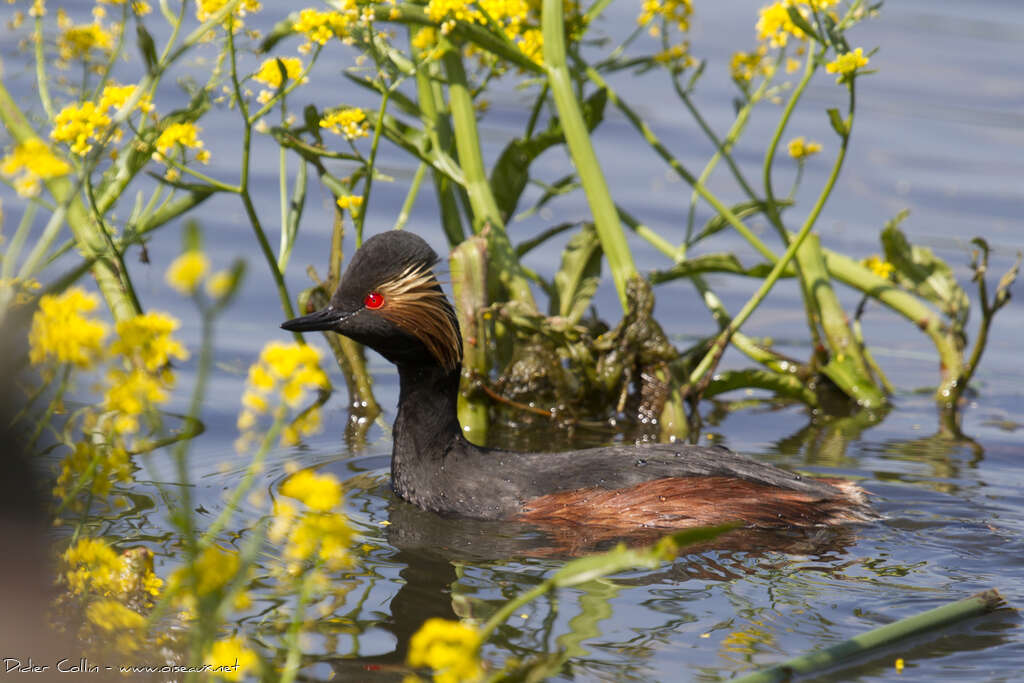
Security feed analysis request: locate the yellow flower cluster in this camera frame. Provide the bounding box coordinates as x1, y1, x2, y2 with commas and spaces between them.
153, 121, 209, 163
319, 108, 370, 140
63, 537, 163, 603
1, 138, 72, 198
166, 250, 211, 296
51, 83, 152, 156
863, 254, 894, 279
53, 438, 132, 505
253, 56, 304, 88
730, 46, 773, 84
411, 27, 445, 61
195, 0, 261, 23
638, 0, 693, 35
96, 0, 153, 15
237, 342, 328, 450
103, 368, 172, 433
336, 194, 363, 215
111, 312, 189, 372
28, 288, 108, 368
208, 637, 259, 682
407, 618, 483, 683
787, 136, 822, 159
271, 470, 353, 573
58, 21, 114, 61
52, 101, 111, 156
293, 5, 358, 52
426, 0, 542, 64
825, 47, 869, 82
756, 2, 805, 48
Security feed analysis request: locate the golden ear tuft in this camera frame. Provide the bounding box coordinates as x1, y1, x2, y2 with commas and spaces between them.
375, 263, 461, 371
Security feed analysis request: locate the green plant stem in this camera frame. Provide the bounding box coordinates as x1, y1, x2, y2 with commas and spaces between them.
226, 25, 297, 324
356, 87, 391, 246
733, 590, 1005, 683
442, 48, 536, 308
394, 161, 427, 230
412, 51, 465, 244
544, 2, 636, 310
581, 64, 779, 265
280, 570, 317, 683
688, 131, 854, 388
762, 44, 819, 239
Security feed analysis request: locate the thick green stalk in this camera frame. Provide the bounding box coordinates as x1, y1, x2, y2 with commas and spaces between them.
413, 54, 465, 244
450, 237, 490, 445
795, 234, 883, 406
442, 49, 536, 308
544, 1, 636, 310
821, 248, 963, 399
733, 590, 1005, 683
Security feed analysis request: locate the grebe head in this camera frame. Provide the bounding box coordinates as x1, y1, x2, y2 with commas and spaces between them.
281, 231, 461, 370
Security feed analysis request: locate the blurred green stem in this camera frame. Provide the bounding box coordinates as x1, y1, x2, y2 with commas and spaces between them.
544, 8, 636, 310
443, 48, 536, 308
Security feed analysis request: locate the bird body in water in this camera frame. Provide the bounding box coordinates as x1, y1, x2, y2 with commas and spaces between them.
282, 231, 874, 531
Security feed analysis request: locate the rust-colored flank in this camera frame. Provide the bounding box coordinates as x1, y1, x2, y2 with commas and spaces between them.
519, 476, 871, 530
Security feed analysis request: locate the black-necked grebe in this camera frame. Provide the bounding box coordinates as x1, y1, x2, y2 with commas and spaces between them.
281, 231, 873, 530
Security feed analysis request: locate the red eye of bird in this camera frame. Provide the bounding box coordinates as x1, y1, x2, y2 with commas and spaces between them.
364, 291, 384, 309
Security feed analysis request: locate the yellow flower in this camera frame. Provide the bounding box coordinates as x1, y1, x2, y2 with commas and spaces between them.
320, 108, 369, 140
1, 138, 71, 198
170, 545, 240, 596
97, 0, 153, 15
153, 121, 206, 160
103, 367, 171, 430
637, 0, 692, 35
283, 511, 352, 570
86, 598, 146, 631
408, 618, 483, 683
98, 83, 153, 114
653, 42, 694, 67
253, 56, 305, 88
208, 637, 259, 681
825, 47, 869, 82
28, 288, 108, 368
53, 441, 133, 507
787, 136, 822, 159
52, 100, 112, 156
516, 28, 543, 65
756, 2, 804, 49
282, 470, 342, 512
206, 270, 235, 299
63, 537, 123, 595
196, 0, 261, 23
293, 5, 357, 51
730, 46, 772, 83
863, 255, 894, 279
165, 250, 210, 295
58, 22, 113, 61
426, 0, 480, 25
111, 312, 189, 371
336, 194, 363, 215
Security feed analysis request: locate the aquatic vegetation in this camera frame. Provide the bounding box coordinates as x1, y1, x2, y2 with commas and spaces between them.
0, 0, 1017, 678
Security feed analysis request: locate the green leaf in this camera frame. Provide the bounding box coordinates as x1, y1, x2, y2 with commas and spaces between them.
552, 224, 602, 324
881, 211, 969, 331
691, 199, 793, 246
785, 6, 822, 43
183, 219, 202, 253
136, 23, 158, 75
827, 108, 847, 137
258, 14, 298, 53
649, 253, 777, 284
516, 221, 578, 257
490, 89, 607, 220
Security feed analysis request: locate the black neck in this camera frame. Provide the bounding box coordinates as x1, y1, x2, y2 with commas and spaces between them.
390, 361, 464, 501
